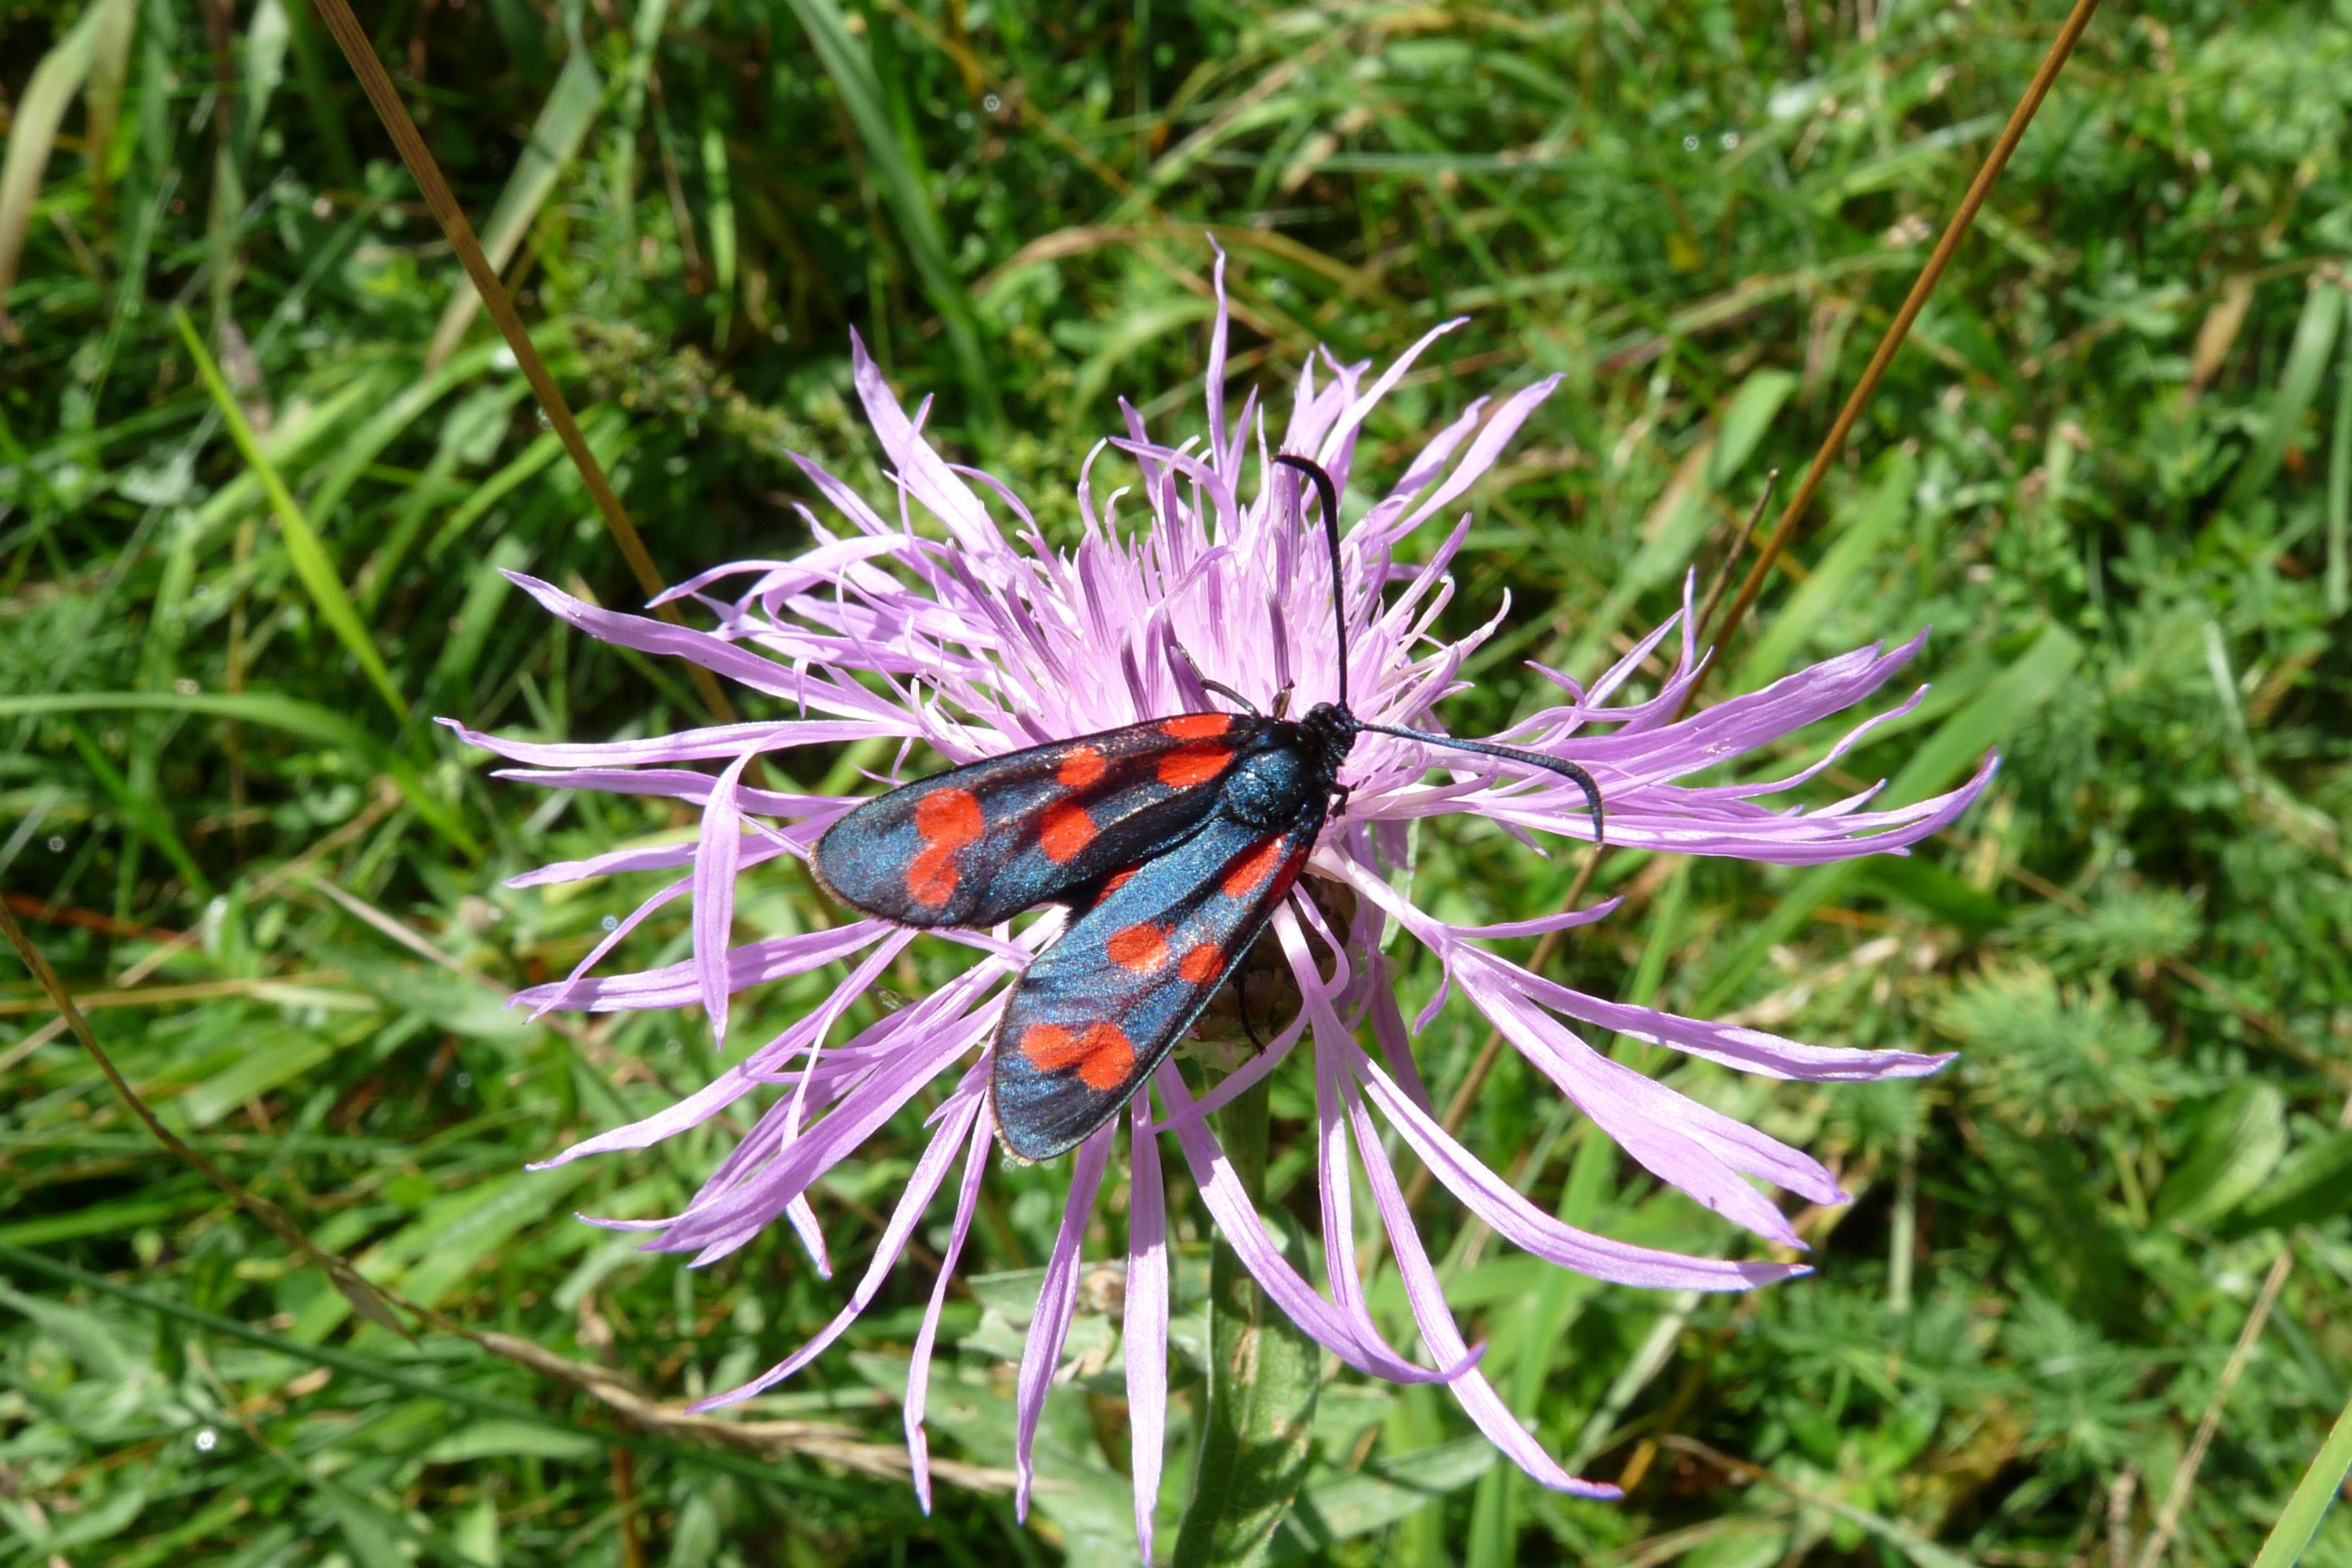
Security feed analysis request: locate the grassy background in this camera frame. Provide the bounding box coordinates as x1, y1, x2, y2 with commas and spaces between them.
5, 0, 2352, 1563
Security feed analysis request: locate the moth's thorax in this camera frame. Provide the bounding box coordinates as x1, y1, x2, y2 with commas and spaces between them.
1223, 738, 1322, 828
1220, 706, 1356, 829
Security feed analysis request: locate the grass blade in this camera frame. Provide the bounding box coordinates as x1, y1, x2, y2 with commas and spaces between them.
63, 721, 212, 898
172, 306, 411, 726
701, 106, 737, 334
779, 0, 1002, 432
0, 690, 477, 855
0, 0, 132, 333
1736, 451, 1916, 691
82, 0, 136, 229
2223, 280, 2345, 517
2249, 1386, 2352, 1568
426, 49, 606, 369
2328, 288, 2350, 616
0, 1243, 826, 1490
604, 0, 671, 255
1709, 368, 1799, 489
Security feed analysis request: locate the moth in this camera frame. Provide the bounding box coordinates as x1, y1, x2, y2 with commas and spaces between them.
814, 456, 1605, 1162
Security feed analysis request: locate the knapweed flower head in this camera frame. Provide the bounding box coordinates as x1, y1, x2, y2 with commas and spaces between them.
448, 256, 1992, 1552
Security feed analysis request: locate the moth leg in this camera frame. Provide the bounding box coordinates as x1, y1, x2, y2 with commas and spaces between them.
1234, 970, 1269, 1054
1171, 642, 1261, 716
1271, 682, 1295, 720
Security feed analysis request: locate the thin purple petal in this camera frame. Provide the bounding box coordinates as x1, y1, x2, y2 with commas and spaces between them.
1014, 1126, 1114, 1519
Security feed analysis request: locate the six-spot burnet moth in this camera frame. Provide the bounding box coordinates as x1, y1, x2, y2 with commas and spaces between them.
813, 454, 1607, 1162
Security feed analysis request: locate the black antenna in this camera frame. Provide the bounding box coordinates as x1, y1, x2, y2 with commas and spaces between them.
1273, 452, 1349, 712
1357, 723, 1606, 847
1272, 452, 1606, 845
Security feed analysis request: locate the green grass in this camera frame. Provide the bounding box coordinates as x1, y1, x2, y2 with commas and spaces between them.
5, 1, 2351, 1564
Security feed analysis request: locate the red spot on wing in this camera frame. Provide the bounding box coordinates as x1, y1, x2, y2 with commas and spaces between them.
1105, 924, 1169, 974
1021, 1022, 1136, 1091
1160, 713, 1232, 740
1158, 743, 1232, 788
906, 787, 985, 906
1093, 866, 1140, 907
915, 788, 983, 847
1179, 943, 1221, 983
907, 848, 958, 906
1057, 746, 1106, 788
1223, 837, 1287, 899
1039, 800, 1097, 863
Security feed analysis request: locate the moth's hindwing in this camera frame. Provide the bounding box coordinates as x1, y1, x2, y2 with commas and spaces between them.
989, 801, 1324, 1162
813, 713, 1265, 928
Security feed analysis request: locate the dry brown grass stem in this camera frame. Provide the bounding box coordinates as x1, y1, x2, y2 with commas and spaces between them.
1394, 0, 2106, 1214
302, 0, 742, 730
1, 896, 1017, 1495
1691, 0, 2107, 684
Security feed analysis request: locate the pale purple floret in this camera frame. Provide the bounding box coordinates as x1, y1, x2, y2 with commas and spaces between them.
448, 250, 1989, 1549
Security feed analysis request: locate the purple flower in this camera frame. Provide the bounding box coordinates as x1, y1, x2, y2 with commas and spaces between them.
448, 255, 1991, 1552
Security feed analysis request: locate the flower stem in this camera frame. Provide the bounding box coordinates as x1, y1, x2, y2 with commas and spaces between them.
1171, 1072, 1320, 1568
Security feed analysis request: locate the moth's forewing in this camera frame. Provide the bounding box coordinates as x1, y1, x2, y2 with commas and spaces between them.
813, 713, 1265, 927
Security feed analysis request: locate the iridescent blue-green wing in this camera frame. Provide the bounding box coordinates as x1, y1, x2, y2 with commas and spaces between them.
989, 804, 1323, 1162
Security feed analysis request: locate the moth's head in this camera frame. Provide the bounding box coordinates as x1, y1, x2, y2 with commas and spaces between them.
1300, 701, 1358, 755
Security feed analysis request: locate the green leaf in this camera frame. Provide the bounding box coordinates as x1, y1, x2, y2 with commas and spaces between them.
2226, 1130, 2352, 1237
2154, 1081, 2287, 1229
1710, 368, 1798, 488
884, 1355, 1138, 1566
1271, 1440, 1496, 1561
666, 1494, 721, 1568
453, 1497, 503, 1568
